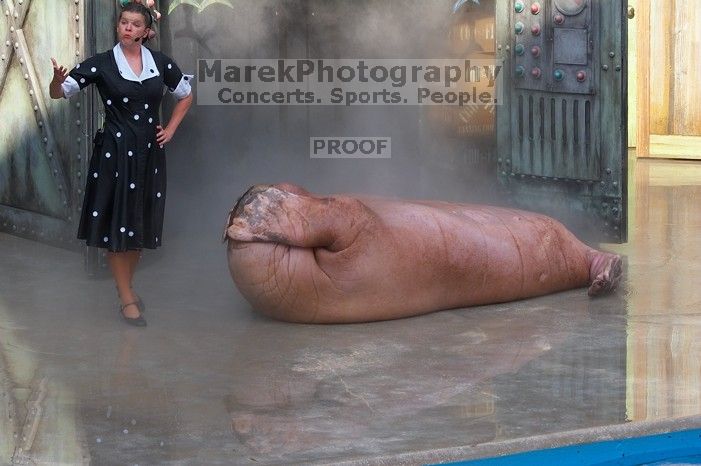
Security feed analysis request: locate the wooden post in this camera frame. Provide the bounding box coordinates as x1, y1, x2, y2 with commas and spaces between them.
635, 0, 650, 157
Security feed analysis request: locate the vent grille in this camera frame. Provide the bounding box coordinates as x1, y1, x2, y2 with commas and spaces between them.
512, 93, 599, 180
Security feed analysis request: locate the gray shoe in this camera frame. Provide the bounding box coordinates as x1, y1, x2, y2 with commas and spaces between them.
133, 293, 146, 314
119, 302, 147, 327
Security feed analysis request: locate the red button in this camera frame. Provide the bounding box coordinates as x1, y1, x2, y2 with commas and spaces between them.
531, 46, 541, 57
554, 14, 564, 24
531, 23, 541, 36
531, 2, 541, 14
576, 70, 587, 82
531, 67, 542, 79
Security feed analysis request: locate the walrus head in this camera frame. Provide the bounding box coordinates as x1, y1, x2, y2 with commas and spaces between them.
222, 184, 274, 243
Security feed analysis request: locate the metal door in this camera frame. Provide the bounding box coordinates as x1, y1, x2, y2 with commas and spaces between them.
0, 1, 119, 252
495, 0, 627, 243
0, 0, 89, 248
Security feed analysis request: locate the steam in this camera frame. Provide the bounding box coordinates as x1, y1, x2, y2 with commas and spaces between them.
162, 0, 500, 241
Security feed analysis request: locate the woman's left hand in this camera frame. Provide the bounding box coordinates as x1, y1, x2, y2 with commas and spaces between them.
155, 125, 174, 147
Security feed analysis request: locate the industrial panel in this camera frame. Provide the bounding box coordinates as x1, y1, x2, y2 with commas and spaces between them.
496, 0, 627, 242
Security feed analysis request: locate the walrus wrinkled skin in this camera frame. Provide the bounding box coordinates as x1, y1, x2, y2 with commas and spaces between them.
224, 183, 622, 324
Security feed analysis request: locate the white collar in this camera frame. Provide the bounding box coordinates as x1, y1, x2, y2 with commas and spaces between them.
113, 43, 160, 83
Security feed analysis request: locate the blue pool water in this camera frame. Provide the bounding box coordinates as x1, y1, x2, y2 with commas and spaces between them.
436, 428, 701, 466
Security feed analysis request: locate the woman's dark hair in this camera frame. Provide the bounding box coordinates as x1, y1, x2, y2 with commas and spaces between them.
119, 4, 154, 42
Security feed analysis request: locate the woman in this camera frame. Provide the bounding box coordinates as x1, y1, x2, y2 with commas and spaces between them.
49, 4, 193, 326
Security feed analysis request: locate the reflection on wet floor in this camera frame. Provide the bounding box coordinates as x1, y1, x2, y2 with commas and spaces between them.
621, 157, 701, 423
0, 155, 699, 464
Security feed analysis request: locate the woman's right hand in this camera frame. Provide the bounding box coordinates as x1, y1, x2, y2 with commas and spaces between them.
51, 58, 68, 84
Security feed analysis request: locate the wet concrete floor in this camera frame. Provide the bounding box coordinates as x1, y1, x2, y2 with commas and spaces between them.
0, 156, 700, 465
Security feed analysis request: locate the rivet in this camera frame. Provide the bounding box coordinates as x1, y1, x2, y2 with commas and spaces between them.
43, 137, 47, 143
613, 181, 618, 187
68, 217, 72, 221
13, 12, 17, 18
75, 33, 80, 40
33, 105, 38, 111
38, 121, 43, 127
506, 45, 511, 51
5, 41, 9, 47
1, 55, 4, 61
606, 168, 612, 174
23, 73, 28, 81
77, 171, 81, 177
78, 189, 82, 194
14, 42, 19, 49
76, 154, 81, 160
600, 181, 605, 186
76, 120, 81, 126
54, 170, 58, 175
77, 137, 81, 143
75, 15, 79, 21
19, 57, 23, 64
615, 65, 621, 72
10, 26, 14, 33
76, 102, 81, 108
498, 44, 502, 50
609, 51, 615, 58
498, 158, 502, 163
75, 51, 80, 56
614, 226, 619, 231
19, 0, 24, 4
63, 201, 67, 206
602, 65, 608, 71
29, 89, 33, 95
501, 171, 507, 175
4, 11, 9, 17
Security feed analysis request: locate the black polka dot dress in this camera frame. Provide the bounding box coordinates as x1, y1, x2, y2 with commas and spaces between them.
64, 44, 191, 252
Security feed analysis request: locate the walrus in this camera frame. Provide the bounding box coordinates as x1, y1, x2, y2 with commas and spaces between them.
223, 183, 622, 324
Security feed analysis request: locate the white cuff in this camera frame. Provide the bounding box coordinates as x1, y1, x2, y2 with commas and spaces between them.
171, 74, 193, 100
61, 76, 81, 98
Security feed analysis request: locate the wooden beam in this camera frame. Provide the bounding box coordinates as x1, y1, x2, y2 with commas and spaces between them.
673, 0, 701, 135
649, 0, 672, 134
635, 0, 650, 157
649, 134, 701, 160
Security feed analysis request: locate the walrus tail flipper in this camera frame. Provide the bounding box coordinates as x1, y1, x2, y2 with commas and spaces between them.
587, 252, 623, 296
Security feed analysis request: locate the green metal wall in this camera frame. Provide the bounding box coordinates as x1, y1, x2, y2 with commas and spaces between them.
495, 0, 627, 242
